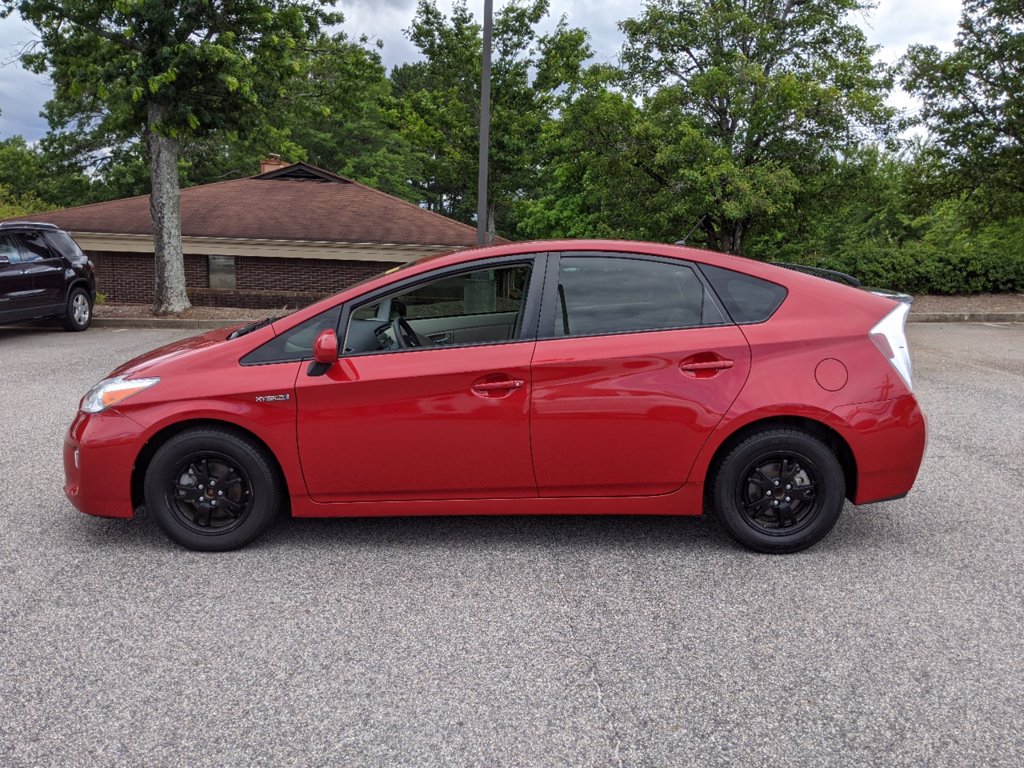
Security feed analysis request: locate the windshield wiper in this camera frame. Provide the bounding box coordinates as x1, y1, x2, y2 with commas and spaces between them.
227, 316, 278, 340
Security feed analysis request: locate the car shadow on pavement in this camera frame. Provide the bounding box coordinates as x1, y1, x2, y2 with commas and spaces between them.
0, 323, 65, 338
72, 507, 743, 555
70, 502, 884, 557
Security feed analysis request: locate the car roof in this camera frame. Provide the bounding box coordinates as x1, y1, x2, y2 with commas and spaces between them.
0, 221, 61, 232
390, 238, 810, 283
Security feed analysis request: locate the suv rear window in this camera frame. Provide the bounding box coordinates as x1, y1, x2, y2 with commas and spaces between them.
44, 231, 86, 260
700, 264, 787, 323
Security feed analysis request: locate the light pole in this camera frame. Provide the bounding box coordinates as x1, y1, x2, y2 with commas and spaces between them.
476, 0, 493, 245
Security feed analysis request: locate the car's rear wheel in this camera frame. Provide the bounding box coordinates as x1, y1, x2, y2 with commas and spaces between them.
144, 427, 282, 551
62, 286, 92, 331
712, 428, 845, 554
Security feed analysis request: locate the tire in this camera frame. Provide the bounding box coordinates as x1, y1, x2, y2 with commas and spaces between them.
711, 428, 846, 554
62, 286, 92, 331
144, 427, 283, 551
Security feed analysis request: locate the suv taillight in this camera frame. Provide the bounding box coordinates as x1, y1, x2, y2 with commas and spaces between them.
870, 303, 913, 391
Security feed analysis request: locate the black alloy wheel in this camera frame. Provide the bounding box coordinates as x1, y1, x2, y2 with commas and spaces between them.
167, 452, 254, 534
144, 427, 282, 551
712, 428, 846, 554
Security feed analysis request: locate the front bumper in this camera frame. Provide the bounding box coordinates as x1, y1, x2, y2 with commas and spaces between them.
827, 393, 927, 505
64, 409, 144, 519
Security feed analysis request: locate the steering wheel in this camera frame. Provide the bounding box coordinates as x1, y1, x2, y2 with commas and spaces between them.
391, 316, 433, 349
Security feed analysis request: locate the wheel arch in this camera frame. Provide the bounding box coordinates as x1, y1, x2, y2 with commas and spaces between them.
131, 418, 292, 513
63, 278, 94, 315
703, 415, 858, 503
65, 278, 93, 300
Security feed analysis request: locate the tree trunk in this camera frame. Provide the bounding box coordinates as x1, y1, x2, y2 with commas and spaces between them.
722, 220, 746, 255
146, 103, 191, 314
701, 216, 721, 252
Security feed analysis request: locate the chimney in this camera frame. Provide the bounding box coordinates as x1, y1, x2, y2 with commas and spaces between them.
260, 153, 288, 175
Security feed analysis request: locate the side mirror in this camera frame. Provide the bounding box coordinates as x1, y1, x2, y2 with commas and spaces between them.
308, 329, 338, 376
313, 329, 338, 364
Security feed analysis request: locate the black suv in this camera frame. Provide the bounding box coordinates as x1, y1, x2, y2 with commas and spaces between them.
0, 222, 96, 331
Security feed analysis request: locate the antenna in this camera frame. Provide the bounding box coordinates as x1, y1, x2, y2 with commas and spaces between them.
675, 214, 707, 246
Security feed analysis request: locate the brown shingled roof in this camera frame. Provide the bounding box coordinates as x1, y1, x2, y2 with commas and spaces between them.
26, 163, 483, 247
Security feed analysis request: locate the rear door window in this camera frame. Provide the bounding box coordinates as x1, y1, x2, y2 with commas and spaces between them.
15, 232, 56, 262
0, 234, 22, 263
551, 255, 725, 338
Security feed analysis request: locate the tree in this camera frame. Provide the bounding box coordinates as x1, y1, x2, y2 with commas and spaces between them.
0, 135, 93, 208
902, 0, 1024, 214
529, 0, 893, 253
277, 32, 421, 201
4, 0, 339, 313
394, 0, 590, 238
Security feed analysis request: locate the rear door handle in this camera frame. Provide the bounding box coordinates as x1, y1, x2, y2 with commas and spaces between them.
679, 355, 735, 379
680, 360, 734, 372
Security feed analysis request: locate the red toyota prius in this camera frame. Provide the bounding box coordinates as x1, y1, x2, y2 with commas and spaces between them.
64, 240, 925, 553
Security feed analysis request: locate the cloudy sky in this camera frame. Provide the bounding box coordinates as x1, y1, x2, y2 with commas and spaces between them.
0, 0, 964, 143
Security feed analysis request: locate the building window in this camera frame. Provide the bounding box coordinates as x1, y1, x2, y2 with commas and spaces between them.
208, 255, 236, 290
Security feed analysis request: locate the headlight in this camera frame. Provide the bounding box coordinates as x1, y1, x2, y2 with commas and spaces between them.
81, 376, 160, 413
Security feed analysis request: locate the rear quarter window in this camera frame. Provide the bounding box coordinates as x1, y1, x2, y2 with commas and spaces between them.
699, 264, 787, 324
44, 231, 86, 260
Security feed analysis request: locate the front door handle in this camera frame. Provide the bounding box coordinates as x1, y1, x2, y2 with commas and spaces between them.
473, 379, 524, 392
471, 376, 525, 398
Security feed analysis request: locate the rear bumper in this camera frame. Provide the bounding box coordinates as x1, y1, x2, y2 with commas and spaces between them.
64, 410, 142, 519
827, 394, 926, 505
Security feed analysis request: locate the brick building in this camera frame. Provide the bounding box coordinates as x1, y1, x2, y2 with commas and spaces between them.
23, 160, 482, 308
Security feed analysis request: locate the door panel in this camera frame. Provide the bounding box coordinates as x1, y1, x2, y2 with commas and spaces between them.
15, 232, 66, 306
0, 235, 32, 316
0, 260, 35, 315
530, 325, 751, 497
409, 311, 520, 345
296, 342, 538, 502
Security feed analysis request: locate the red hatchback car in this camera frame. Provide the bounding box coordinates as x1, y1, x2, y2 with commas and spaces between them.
64, 240, 925, 553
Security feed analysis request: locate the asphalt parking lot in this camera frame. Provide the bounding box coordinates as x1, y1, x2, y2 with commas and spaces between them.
1, 321, 1022, 767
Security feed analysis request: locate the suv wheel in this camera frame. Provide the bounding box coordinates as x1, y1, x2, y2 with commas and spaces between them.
62, 286, 92, 331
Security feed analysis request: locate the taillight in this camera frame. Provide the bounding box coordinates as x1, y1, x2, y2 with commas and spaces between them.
870, 303, 913, 391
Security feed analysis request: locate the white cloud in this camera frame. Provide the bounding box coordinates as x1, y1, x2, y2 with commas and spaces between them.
0, 15, 51, 142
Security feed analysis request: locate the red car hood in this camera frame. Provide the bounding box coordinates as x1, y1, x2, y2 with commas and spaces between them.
109, 325, 242, 378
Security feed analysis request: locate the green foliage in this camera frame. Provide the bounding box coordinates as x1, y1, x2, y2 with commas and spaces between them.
395, 0, 591, 236
5, 0, 340, 148
0, 136, 93, 208
745, 149, 1024, 295
0, 182, 48, 219
902, 0, 1024, 213
5, 1, 340, 167
623, 0, 893, 252
282, 33, 420, 201
523, 0, 893, 253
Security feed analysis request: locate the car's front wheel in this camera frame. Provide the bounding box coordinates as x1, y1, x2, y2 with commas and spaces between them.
144, 427, 282, 551
62, 286, 92, 331
712, 428, 846, 554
